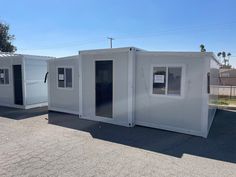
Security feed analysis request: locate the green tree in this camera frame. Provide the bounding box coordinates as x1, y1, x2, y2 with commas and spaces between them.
0, 22, 17, 52
200, 44, 206, 52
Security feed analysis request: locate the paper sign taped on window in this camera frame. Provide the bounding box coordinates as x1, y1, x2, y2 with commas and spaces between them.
0, 73, 4, 78
58, 74, 64, 81
154, 75, 165, 83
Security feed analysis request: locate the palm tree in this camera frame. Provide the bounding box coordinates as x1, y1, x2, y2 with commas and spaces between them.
227, 53, 231, 66
218, 51, 232, 68
222, 51, 227, 65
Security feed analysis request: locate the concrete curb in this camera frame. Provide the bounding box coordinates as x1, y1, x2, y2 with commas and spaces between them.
217, 105, 236, 110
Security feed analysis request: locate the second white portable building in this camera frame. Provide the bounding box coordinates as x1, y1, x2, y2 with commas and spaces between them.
0, 53, 52, 109
47, 47, 219, 137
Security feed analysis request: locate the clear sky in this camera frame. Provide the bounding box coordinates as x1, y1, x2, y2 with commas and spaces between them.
1, 0, 236, 66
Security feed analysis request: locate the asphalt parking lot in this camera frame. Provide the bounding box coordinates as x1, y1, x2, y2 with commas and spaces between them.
0, 106, 235, 177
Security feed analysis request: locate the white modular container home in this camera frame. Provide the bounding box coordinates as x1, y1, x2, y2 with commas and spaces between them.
47, 47, 220, 138
0, 53, 53, 109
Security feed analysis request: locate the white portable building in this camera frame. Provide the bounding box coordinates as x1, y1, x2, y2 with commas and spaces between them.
47, 47, 220, 137
0, 53, 53, 109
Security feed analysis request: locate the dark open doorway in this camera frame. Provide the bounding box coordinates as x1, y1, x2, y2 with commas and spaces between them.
95, 60, 113, 118
13, 65, 23, 105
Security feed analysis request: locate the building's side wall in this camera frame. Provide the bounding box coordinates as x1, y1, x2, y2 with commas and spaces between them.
135, 52, 206, 136
208, 58, 220, 131
81, 51, 130, 126
48, 56, 79, 114
24, 57, 48, 106
0, 56, 23, 107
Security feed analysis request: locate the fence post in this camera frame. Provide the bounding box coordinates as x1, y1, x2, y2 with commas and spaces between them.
230, 86, 232, 99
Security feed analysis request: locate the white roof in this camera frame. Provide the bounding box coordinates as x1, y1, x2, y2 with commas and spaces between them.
79, 47, 144, 54
0, 52, 54, 60
78, 47, 220, 64
0, 52, 19, 57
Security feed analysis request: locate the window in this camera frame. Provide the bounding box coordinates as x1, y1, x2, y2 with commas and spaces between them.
58, 68, 73, 88
0, 69, 9, 85
152, 66, 182, 96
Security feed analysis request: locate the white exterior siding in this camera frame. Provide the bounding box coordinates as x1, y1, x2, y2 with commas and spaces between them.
135, 52, 207, 136
80, 50, 130, 126
0, 55, 23, 107
48, 56, 80, 114
24, 58, 48, 105
208, 57, 220, 132
0, 54, 51, 109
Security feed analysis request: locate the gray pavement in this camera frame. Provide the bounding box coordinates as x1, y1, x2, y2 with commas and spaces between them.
0, 106, 236, 177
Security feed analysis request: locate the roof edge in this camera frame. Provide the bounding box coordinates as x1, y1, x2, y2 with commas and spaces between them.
79, 47, 144, 54
0, 52, 54, 59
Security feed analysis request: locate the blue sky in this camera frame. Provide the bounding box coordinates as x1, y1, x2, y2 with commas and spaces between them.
1, 0, 236, 66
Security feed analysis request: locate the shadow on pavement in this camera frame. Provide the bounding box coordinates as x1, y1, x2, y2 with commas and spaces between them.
48, 109, 236, 164
0, 106, 48, 120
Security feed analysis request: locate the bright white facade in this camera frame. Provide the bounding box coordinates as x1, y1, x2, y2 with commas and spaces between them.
0, 53, 53, 109
48, 47, 220, 137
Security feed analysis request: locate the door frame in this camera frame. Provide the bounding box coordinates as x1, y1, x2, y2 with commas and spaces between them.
94, 58, 114, 120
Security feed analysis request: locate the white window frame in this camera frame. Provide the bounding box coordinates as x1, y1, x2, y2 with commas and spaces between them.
0, 68, 10, 86
56, 66, 74, 90
150, 64, 185, 99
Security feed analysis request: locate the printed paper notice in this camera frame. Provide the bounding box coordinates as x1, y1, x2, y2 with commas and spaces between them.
154, 75, 164, 83
58, 74, 64, 81
0, 73, 4, 78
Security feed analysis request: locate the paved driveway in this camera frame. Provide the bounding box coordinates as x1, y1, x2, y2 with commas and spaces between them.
0, 106, 235, 177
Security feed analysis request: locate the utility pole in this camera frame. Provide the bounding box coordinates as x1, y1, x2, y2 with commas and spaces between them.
107, 37, 114, 48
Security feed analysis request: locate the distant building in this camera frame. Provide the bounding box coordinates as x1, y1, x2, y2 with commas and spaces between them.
220, 68, 236, 86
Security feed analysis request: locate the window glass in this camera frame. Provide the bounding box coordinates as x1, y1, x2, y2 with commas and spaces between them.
58, 68, 65, 88
167, 67, 182, 95
4, 69, 9, 84
153, 67, 166, 95
58, 68, 73, 88
65, 68, 72, 88
0, 69, 4, 84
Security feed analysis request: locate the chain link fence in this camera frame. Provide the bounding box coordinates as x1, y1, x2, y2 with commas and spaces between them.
212, 85, 236, 98
209, 75, 236, 106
